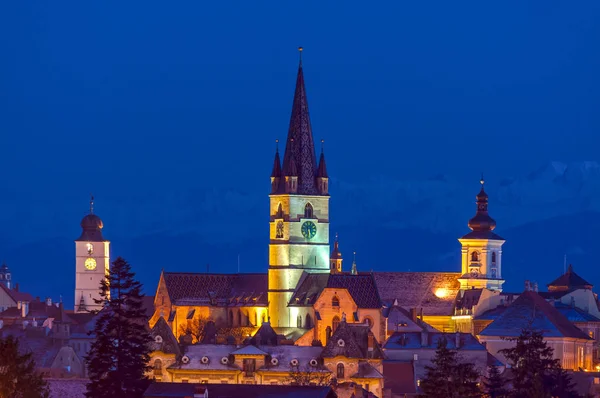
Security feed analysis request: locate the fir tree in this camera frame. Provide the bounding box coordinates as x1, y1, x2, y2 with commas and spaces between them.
420, 337, 481, 398
85, 257, 152, 398
0, 335, 49, 398
499, 328, 579, 398
483, 365, 508, 398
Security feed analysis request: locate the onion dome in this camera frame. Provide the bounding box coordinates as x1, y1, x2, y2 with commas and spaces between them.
462, 176, 503, 240
76, 196, 106, 242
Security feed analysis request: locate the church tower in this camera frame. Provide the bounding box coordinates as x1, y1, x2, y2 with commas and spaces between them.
458, 177, 505, 291
268, 49, 330, 327
74, 196, 110, 312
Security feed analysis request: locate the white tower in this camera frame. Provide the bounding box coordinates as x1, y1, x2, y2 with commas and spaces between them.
458, 177, 505, 291
268, 50, 330, 327
74, 196, 110, 312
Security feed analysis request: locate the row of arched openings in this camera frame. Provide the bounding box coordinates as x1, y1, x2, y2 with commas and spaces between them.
274, 203, 314, 219
470, 251, 497, 263
296, 314, 313, 329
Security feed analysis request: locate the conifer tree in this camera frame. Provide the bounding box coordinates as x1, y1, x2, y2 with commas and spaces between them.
0, 335, 49, 398
483, 365, 507, 398
85, 257, 152, 398
499, 328, 579, 398
420, 337, 481, 398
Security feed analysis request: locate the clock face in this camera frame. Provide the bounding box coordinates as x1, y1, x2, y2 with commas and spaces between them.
301, 221, 317, 239
85, 258, 97, 270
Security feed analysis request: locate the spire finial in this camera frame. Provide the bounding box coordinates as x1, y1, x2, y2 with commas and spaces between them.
335, 232, 339, 242
89, 194, 94, 214
321, 139, 324, 154
351, 251, 357, 275
298, 46, 303, 66
480, 173, 485, 187
275, 139, 279, 153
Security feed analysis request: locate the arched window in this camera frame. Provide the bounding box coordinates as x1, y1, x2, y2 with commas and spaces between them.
304, 203, 314, 218
305, 314, 312, 329
491, 252, 497, 264
363, 317, 373, 329
332, 296, 340, 307
297, 314, 302, 328
276, 221, 284, 239
262, 314, 266, 324
154, 359, 163, 376
337, 363, 345, 379
332, 316, 340, 332
471, 251, 479, 262
276, 203, 283, 218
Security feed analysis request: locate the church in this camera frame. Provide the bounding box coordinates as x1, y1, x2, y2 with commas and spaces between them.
147, 50, 508, 346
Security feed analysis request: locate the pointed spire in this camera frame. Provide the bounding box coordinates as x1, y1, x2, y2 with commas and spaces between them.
89, 194, 94, 214
77, 292, 87, 312
351, 252, 357, 275
281, 48, 318, 194
317, 139, 328, 178
271, 139, 281, 178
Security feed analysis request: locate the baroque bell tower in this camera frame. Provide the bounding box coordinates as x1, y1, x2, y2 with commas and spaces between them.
74, 196, 110, 312
458, 177, 505, 291
268, 48, 330, 327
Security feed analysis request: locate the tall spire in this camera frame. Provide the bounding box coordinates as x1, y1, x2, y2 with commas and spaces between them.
90, 194, 94, 214
351, 251, 357, 275
271, 139, 281, 178
317, 139, 328, 178
281, 47, 318, 194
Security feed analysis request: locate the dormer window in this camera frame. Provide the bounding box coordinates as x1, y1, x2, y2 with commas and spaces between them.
304, 203, 314, 219
471, 251, 479, 262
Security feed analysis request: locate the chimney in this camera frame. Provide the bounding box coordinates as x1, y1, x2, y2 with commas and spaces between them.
367, 333, 374, 352
409, 308, 418, 322
420, 329, 429, 347
21, 302, 29, 318
524, 280, 531, 292
14, 283, 19, 292
533, 282, 538, 293
455, 332, 461, 349
46, 297, 52, 306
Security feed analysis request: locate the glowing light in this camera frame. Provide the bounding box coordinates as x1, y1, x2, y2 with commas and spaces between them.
434, 288, 449, 298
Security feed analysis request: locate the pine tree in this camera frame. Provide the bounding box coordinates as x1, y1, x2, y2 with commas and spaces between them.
420, 337, 481, 398
0, 335, 49, 398
499, 328, 579, 398
483, 365, 508, 398
85, 257, 152, 398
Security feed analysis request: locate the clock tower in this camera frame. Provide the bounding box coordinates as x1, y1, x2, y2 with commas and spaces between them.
268, 49, 330, 327
75, 196, 110, 312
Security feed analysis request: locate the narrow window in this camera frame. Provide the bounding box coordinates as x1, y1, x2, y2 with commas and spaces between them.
471, 251, 479, 262
154, 359, 163, 376
297, 314, 302, 328
276, 221, 284, 239
304, 203, 314, 218
332, 296, 340, 307
305, 314, 312, 328
337, 363, 345, 379
491, 252, 497, 264
276, 203, 283, 218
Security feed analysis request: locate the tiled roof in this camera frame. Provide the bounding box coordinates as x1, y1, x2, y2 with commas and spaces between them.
0, 284, 34, 303
351, 361, 384, 379
151, 316, 181, 356
384, 305, 436, 333
321, 321, 384, 359
383, 361, 416, 395
548, 264, 593, 291
479, 291, 593, 339
289, 272, 381, 309
455, 288, 484, 311
163, 272, 268, 306
250, 321, 280, 345
384, 331, 486, 351
231, 345, 268, 356
554, 303, 600, 323
47, 379, 88, 398
374, 272, 461, 316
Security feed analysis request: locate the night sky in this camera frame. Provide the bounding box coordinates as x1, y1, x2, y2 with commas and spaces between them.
1, 2, 599, 306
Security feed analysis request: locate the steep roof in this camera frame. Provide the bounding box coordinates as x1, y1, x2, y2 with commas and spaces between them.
383, 361, 417, 395
279, 60, 319, 195
163, 272, 268, 306
374, 272, 461, 316
479, 291, 592, 339
250, 321, 281, 346
151, 316, 181, 356
455, 288, 484, 311
321, 321, 384, 359
384, 331, 486, 351
0, 284, 34, 303
289, 272, 381, 309
547, 264, 593, 291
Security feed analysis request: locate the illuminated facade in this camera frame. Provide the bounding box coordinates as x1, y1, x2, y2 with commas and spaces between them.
74, 197, 110, 313
268, 53, 330, 328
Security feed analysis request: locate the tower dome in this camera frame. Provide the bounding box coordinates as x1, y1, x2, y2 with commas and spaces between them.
76, 196, 105, 242
462, 176, 503, 240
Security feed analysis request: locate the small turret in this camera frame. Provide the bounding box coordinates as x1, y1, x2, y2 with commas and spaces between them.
284, 139, 299, 193
351, 252, 358, 275
330, 233, 342, 273
0, 262, 11, 289
270, 140, 282, 193
316, 140, 329, 195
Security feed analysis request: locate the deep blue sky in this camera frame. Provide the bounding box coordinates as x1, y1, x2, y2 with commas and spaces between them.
1, 1, 600, 304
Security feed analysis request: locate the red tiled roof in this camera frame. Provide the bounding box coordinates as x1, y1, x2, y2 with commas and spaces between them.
547, 264, 592, 291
